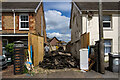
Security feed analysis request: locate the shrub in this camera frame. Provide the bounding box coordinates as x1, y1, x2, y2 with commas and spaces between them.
5, 43, 14, 55
5, 43, 14, 62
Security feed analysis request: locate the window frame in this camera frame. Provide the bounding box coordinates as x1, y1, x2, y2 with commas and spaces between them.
104, 39, 112, 55
103, 15, 112, 29
0, 13, 2, 30
19, 14, 29, 30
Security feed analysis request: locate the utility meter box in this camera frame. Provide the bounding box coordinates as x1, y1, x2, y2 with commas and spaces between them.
109, 53, 120, 73
79, 49, 88, 70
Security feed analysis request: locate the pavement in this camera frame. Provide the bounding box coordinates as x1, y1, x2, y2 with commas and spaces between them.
32, 69, 119, 78
1, 65, 119, 79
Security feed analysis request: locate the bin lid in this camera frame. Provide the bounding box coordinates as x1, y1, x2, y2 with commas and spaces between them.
79, 48, 88, 51
109, 53, 120, 58
14, 41, 24, 44
14, 41, 24, 47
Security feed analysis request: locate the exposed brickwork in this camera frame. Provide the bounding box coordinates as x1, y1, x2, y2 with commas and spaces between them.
15, 13, 19, 30
1, 2, 47, 42
35, 3, 47, 42
35, 5, 42, 35
2, 12, 36, 34
29, 13, 35, 32
3, 13, 14, 30
0, 37, 2, 55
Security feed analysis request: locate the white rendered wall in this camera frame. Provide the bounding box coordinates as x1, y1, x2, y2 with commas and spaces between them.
82, 14, 118, 53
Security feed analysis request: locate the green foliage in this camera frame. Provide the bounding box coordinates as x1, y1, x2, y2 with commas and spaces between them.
5, 43, 14, 62
5, 43, 14, 54
23, 65, 28, 73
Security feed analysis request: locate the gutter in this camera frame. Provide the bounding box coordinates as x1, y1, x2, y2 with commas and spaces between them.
35, 0, 42, 13
0, 9, 35, 12
81, 10, 120, 12
86, 15, 88, 33
12, 9, 15, 34
0, 35, 28, 37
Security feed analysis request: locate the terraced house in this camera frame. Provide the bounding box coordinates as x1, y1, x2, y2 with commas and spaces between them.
70, 2, 119, 61
0, 1, 47, 55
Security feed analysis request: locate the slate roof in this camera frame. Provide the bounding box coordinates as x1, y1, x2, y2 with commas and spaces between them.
75, 2, 119, 11
1, 2, 40, 12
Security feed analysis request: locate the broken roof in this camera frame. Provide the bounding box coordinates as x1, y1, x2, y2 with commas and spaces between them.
1, 2, 40, 12
75, 2, 119, 11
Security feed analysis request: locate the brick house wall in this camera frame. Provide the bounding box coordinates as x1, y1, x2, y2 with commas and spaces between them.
50, 38, 59, 46
1, 3, 46, 40
0, 37, 2, 55
2, 12, 36, 34
35, 3, 47, 43
0, 2, 47, 55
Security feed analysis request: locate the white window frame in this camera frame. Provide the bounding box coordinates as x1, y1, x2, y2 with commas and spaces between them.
19, 14, 29, 30
103, 15, 112, 29
0, 13, 2, 30
104, 39, 112, 55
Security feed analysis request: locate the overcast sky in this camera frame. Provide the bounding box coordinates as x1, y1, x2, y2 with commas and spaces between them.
43, 1, 72, 42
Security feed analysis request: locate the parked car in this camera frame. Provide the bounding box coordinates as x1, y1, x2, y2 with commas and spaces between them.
2, 47, 12, 63
0, 56, 7, 70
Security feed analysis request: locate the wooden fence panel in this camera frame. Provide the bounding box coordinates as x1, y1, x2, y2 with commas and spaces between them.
28, 33, 44, 66
80, 33, 90, 49
31, 34, 38, 66
38, 36, 44, 63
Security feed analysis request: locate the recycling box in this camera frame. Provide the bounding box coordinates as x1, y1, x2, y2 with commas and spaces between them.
14, 41, 25, 75
109, 53, 120, 73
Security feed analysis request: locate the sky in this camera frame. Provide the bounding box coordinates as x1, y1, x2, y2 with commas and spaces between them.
43, 1, 72, 42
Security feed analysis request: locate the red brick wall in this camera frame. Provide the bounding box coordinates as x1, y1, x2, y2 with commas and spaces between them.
2, 12, 36, 34
0, 37, 2, 55
35, 3, 47, 43
50, 38, 59, 46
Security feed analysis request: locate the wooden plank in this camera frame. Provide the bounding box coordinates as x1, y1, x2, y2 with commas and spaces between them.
28, 33, 32, 47
80, 33, 89, 49
31, 34, 38, 66
28, 33, 44, 66
38, 36, 44, 62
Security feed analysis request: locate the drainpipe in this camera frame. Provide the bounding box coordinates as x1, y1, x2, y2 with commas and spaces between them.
86, 14, 88, 33
12, 10, 15, 34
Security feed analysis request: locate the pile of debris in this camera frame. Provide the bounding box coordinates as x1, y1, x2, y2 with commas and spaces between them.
39, 52, 77, 69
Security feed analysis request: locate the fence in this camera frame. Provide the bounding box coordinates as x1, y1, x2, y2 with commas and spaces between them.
28, 33, 44, 66
80, 32, 90, 49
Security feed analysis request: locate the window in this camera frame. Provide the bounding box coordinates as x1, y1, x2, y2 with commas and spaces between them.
2, 39, 8, 48
103, 15, 111, 29
19, 14, 29, 30
104, 40, 112, 55
0, 14, 2, 30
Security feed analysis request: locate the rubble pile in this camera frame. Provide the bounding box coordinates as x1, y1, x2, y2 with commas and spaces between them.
39, 52, 77, 69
